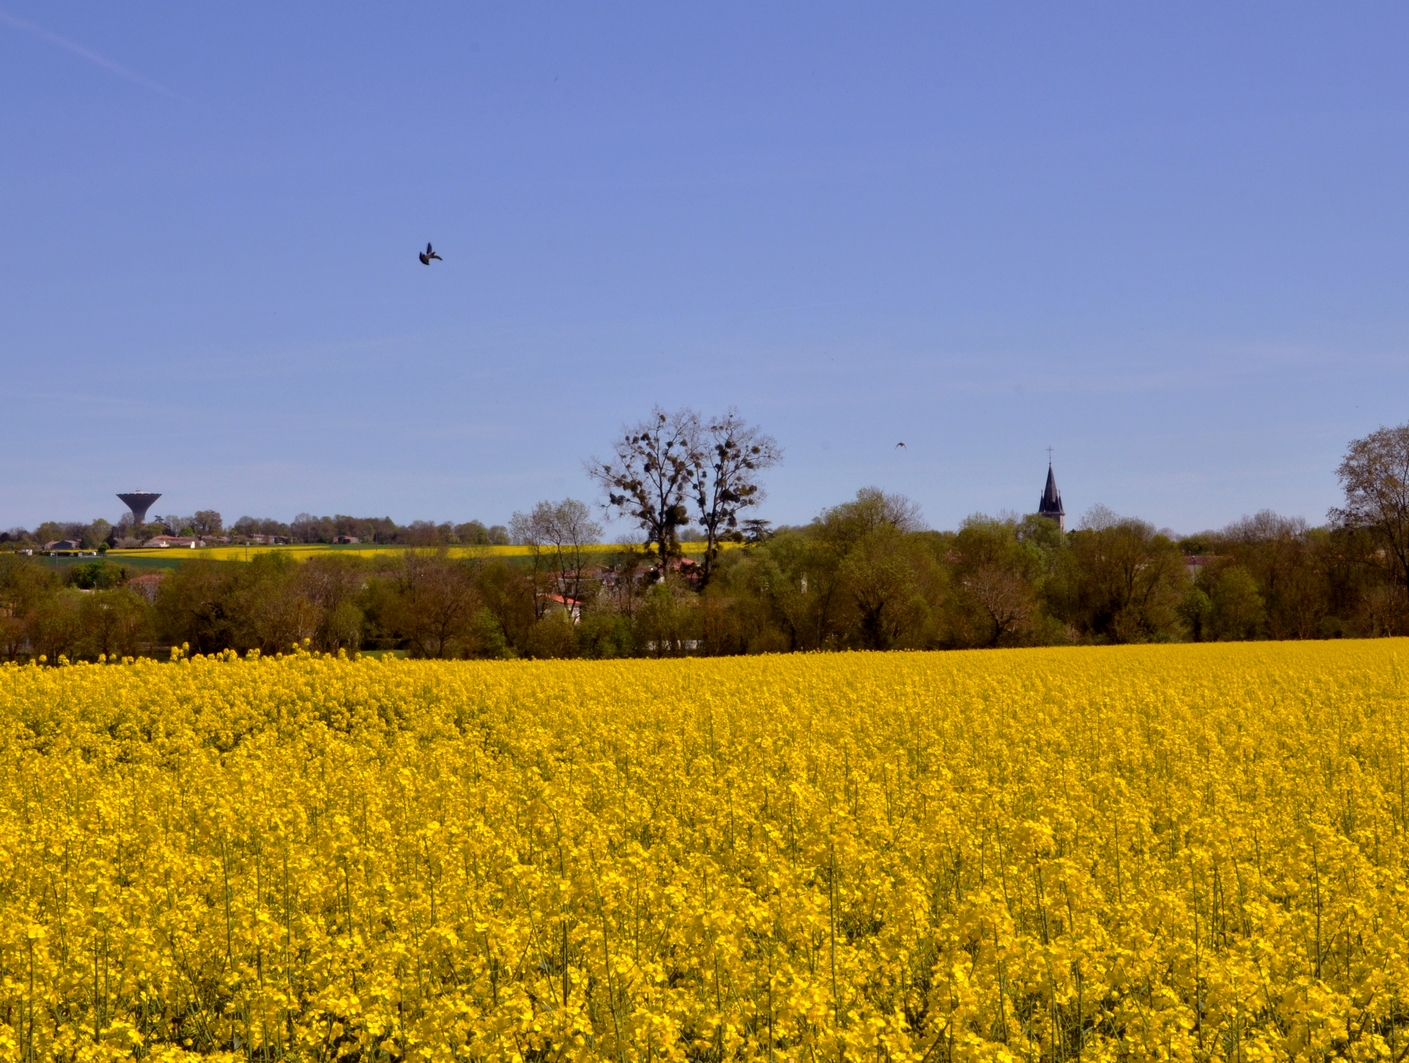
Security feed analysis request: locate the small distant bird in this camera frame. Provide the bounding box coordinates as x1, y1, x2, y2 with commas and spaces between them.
895, 442, 906, 449
419, 242, 443, 265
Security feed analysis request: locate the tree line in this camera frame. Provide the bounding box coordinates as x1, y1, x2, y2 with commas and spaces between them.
4, 416, 1409, 662
1, 512, 511, 549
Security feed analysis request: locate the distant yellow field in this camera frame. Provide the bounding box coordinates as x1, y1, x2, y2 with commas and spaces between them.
109, 541, 717, 563
3, 641, 1408, 1059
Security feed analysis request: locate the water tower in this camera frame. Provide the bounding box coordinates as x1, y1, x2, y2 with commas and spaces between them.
117, 492, 161, 525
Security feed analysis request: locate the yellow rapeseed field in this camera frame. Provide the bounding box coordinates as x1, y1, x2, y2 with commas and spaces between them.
2, 642, 1408, 1061
108, 542, 720, 564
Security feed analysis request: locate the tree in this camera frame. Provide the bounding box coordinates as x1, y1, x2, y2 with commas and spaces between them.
1179, 584, 1214, 641
1208, 564, 1265, 641
1217, 510, 1317, 639
30, 592, 83, 661
723, 531, 823, 651
950, 517, 1041, 647
191, 510, 223, 536
83, 519, 113, 549
634, 577, 699, 657
741, 518, 773, 543
384, 551, 481, 659
688, 410, 781, 583
456, 520, 494, 545
155, 560, 242, 654
220, 553, 318, 653
1050, 509, 1187, 643
815, 487, 924, 542
473, 557, 536, 653
510, 499, 603, 618
510, 506, 558, 620
0, 556, 60, 660
291, 513, 334, 544
78, 588, 151, 659
837, 524, 930, 649
67, 561, 127, 590
814, 489, 930, 649
1332, 424, 1409, 593
297, 555, 368, 652
35, 521, 82, 546
587, 408, 698, 562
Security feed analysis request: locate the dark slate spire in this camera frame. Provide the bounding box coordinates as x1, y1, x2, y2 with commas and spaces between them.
1037, 462, 1065, 531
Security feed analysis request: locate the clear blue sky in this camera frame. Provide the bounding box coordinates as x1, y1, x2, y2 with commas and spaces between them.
3, 4, 1406, 535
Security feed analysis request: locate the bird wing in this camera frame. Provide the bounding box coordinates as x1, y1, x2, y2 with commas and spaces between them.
419, 253, 430, 264
426, 242, 434, 254
431, 251, 442, 260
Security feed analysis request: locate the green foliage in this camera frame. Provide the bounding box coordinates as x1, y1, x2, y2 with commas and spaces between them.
1048, 519, 1186, 643
575, 613, 635, 658
634, 579, 699, 657
1179, 584, 1214, 642
6, 477, 1409, 661
66, 561, 128, 590
1209, 564, 1267, 641
949, 516, 1041, 647
472, 608, 516, 659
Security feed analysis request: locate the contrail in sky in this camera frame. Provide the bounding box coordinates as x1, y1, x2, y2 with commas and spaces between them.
0, 8, 179, 99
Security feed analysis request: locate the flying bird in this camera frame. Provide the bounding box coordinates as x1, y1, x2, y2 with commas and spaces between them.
895, 442, 906, 449
418, 242, 443, 265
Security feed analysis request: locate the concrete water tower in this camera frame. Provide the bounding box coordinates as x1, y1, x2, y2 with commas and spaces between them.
117, 492, 161, 525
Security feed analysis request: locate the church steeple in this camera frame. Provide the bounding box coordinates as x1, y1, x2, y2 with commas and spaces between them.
1037, 458, 1065, 531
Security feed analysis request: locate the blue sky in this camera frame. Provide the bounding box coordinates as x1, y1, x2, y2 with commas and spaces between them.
2, 4, 1406, 534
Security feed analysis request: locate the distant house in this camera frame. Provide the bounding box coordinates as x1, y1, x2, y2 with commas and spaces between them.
545, 594, 583, 623
650, 555, 704, 590
335, 535, 361, 544
44, 539, 83, 552
144, 535, 203, 549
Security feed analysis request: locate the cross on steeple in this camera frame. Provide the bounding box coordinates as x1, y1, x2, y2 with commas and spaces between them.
1046, 446, 1053, 464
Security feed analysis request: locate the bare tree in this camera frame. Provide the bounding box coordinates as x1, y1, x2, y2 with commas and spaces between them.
689, 409, 781, 582
542, 499, 602, 609
587, 408, 698, 562
509, 506, 555, 620
1333, 425, 1409, 593
510, 499, 603, 620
